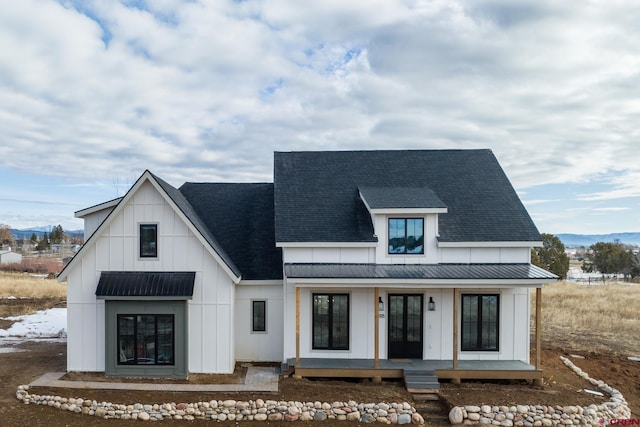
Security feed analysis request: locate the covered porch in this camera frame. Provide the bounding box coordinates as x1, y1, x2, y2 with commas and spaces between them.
285, 263, 556, 385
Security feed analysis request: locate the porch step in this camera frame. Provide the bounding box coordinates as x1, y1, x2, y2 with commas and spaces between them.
403, 369, 440, 392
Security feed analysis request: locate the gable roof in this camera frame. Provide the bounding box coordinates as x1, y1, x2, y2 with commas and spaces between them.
59, 171, 243, 282
359, 186, 447, 210
274, 149, 541, 243
179, 182, 283, 280
150, 173, 242, 278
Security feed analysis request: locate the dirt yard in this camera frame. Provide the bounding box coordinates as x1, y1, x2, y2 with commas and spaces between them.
1, 297, 638, 426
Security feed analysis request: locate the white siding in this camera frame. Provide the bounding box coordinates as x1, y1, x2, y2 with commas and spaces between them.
0, 251, 22, 264
82, 208, 114, 238
66, 180, 238, 374
235, 284, 284, 361
439, 247, 530, 264
282, 247, 373, 263
282, 284, 532, 364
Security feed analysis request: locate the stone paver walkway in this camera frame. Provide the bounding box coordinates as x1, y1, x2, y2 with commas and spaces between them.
29, 367, 279, 392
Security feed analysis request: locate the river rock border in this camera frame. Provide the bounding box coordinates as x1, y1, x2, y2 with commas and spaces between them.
14, 389, 426, 424
448, 356, 631, 425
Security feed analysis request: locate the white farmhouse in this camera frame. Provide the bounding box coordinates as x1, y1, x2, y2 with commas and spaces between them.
58, 149, 556, 387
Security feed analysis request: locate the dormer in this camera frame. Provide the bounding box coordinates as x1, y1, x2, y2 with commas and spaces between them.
358, 186, 447, 264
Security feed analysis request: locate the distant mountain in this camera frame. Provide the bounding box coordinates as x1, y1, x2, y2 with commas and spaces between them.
557, 232, 640, 247
11, 227, 83, 240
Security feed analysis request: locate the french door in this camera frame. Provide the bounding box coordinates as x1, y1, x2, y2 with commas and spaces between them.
388, 294, 424, 359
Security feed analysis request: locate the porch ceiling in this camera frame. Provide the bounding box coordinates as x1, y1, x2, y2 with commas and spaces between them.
284, 263, 557, 287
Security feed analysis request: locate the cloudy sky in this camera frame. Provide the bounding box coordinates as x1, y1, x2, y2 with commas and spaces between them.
1, 0, 639, 235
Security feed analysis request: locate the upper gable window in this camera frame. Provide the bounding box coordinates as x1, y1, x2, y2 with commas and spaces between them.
140, 224, 158, 258
388, 218, 424, 254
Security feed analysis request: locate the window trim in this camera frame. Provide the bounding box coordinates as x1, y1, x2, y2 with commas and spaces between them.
461, 293, 500, 352
116, 313, 175, 366
312, 293, 350, 351
251, 300, 267, 333
388, 217, 425, 255
139, 223, 158, 258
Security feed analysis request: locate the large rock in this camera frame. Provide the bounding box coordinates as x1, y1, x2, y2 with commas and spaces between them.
398, 413, 412, 424
314, 410, 327, 421
450, 407, 465, 424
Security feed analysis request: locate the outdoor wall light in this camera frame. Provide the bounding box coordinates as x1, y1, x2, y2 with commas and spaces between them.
428, 296, 436, 311
378, 296, 384, 312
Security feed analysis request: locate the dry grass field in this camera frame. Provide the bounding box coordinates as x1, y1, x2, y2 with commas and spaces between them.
0, 272, 66, 299
537, 280, 640, 356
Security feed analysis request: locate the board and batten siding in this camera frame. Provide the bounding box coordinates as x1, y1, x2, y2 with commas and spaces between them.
66, 180, 236, 374
438, 247, 531, 264
235, 284, 284, 362
423, 288, 530, 363
281, 285, 531, 364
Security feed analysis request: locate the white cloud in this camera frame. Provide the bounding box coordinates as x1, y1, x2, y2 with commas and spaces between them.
1, 0, 640, 233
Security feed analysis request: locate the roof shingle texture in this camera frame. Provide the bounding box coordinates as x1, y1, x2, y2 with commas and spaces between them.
274, 149, 541, 243
179, 182, 283, 280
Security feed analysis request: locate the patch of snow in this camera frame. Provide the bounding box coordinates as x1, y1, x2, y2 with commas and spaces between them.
6, 296, 17, 300
0, 308, 67, 338
0, 347, 27, 354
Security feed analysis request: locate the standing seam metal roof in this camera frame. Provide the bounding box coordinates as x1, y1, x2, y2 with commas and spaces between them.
284, 263, 558, 281
95, 272, 195, 297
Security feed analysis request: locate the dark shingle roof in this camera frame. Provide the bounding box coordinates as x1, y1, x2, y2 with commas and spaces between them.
96, 271, 195, 297
285, 263, 557, 281
359, 186, 446, 209
179, 183, 283, 280
274, 149, 541, 243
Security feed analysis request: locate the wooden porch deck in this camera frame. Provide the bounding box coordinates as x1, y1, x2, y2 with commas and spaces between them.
286, 358, 542, 381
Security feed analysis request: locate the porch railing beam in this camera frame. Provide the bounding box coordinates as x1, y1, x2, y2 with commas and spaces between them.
453, 287, 459, 370
535, 287, 542, 370
374, 287, 379, 368
296, 287, 300, 368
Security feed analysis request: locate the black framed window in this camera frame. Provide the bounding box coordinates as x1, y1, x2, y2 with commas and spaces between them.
252, 300, 266, 332
140, 224, 157, 258
117, 314, 174, 365
461, 294, 499, 351
388, 218, 424, 254
312, 293, 349, 350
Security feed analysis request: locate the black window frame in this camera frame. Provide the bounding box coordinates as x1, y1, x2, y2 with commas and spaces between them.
388, 218, 425, 254
251, 300, 267, 333
312, 293, 350, 350
139, 224, 158, 258
461, 294, 500, 352
117, 313, 175, 365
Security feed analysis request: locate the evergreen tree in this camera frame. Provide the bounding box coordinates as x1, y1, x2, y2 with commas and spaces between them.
531, 233, 569, 279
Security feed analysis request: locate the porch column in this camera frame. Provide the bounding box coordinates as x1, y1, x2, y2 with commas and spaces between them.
535, 287, 542, 370
453, 288, 459, 370
296, 287, 300, 368
374, 287, 380, 368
